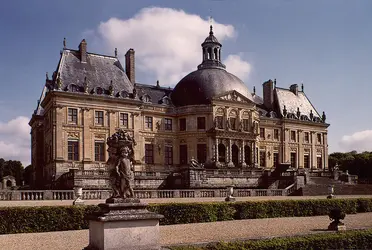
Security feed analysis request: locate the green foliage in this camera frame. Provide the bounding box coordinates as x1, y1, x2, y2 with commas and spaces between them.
329, 151, 372, 180
169, 229, 372, 250
0, 158, 25, 185
0, 198, 371, 234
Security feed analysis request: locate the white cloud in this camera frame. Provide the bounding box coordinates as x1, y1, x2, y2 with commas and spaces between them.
224, 54, 252, 81
339, 130, 372, 152
0, 116, 30, 166
87, 7, 251, 85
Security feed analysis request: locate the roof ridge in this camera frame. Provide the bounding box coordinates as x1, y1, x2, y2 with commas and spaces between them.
64, 49, 118, 59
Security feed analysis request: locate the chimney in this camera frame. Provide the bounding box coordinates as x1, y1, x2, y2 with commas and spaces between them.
125, 48, 135, 83
79, 39, 87, 63
262, 79, 274, 110
290, 84, 298, 96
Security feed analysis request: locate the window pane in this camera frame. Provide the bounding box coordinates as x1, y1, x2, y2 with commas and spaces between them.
179, 145, 188, 164
197, 117, 205, 130
145, 144, 154, 164
120, 113, 128, 128
179, 118, 186, 131
197, 144, 206, 163
165, 118, 172, 131
165, 146, 173, 165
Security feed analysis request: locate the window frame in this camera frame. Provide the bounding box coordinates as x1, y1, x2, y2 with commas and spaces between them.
197, 117, 206, 130
145, 144, 154, 164
94, 141, 105, 162
68, 108, 78, 124
164, 145, 173, 165
179, 118, 186, 131
145, 116, 153, 130
67, 140, 79, 161
164, 118, 172, 131
260, 128, 265, 139
290, 131, 296, 142
95, 111, 104, 126
119, 113, 129, 128
179, 144, 188, 164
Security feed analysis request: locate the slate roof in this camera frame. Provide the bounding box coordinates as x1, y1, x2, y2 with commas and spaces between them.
275, 87, 321, 119
135, 83, 173, 105
50, 49, 133, 95
171, 68, 254, 106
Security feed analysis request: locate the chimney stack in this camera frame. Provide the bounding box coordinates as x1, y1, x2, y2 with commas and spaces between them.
289, 84, 298, 96
262, 79, 274, 110
125, 48, 135, 83
79, 39, 87, 63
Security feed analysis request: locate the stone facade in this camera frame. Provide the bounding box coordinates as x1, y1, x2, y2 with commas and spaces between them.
29, 27, 329, 189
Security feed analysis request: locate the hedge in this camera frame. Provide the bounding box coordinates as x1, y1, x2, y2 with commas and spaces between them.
169, 229, 372, 250
0, 198, 372, 234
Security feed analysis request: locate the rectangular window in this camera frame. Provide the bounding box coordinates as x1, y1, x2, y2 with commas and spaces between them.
304, 155, 310, 168
216, 116, 224, 129
260, 128, 265, 139
94, 141, 105, 162
259, 151, 266, 168
274, 129, 279, 140
68, 108, 78, 124
317, 156, 322, 169
145, 116, 153, 130
243, 119, 249, 131
68, 140, 79, 161
291, 131, 296, 142
304, 132, 310, 143
197, 144, 207, 163
145, 144, 154, 164
290, 152, 297, 168
230, 118, 236, 130
164, 145, 173, 165
273, 152, 279, 167
317, 134, 322, 144
197, 117, 206, 130
179, 145, 188, 165
120, 113, 129, 128
164, 118, 172, 131
179, 118, 186, 131
95, 111, 104, 125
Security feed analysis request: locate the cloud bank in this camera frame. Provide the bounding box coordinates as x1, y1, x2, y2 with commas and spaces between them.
0, 116, 30, 166
87, 7, 252, 85
339, 130, 372, 152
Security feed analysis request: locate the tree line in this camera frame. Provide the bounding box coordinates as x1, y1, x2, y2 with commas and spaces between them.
0, 158, 32, 187
328, 151, 372, 180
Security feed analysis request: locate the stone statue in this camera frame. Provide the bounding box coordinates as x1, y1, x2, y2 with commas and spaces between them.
106, 129, 136, 199
190, 157, 203, 169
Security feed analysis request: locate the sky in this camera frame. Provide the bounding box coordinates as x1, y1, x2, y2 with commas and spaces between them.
1, 0, 372, 166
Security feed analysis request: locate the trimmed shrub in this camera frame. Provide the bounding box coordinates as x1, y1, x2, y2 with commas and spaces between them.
0, 198, 371, 234
169, 229, 372, 250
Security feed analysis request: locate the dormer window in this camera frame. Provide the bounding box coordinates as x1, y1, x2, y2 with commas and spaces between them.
161, 96, 171, 105
142, 94, 151, 103
68, 84, 79, 92
95, 87, 103, 95
120, 90, 129, 98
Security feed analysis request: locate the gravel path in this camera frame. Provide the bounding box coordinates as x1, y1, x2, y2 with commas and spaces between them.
0, 212, 371, 250
1, 195, 372, 207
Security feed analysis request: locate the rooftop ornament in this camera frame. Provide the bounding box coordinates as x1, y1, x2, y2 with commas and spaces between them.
109, 81, 114, 96
83, 77, 89, 93
322, 111, 326, 122
310, 110, 314, 120
63, 37, 66, 49
283, 105, 287, 117
114, 48, 118, 57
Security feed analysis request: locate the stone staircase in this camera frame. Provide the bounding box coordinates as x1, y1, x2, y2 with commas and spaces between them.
301, 177, 372, 196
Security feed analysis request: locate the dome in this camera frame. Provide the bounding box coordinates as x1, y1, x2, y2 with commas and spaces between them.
171, 25, 253, 107
171, 67, 253, 106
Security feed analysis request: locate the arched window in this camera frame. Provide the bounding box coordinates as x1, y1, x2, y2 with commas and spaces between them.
244, 145, 251, 165
207, 47, 212, 60
142, 95, 151, 103
232, 144, 239, 166
218, 144, 226, 163
121, 91, 129, 98
214, 48, 218, 60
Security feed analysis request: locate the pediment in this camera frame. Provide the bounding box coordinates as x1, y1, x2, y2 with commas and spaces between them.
213, 90, 253, 104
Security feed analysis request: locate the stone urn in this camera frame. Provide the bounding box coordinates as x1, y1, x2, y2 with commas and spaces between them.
73, 186, 84, 205
328, 208, 346, 231
225, 185, 236, 202
327, 184, 335, 199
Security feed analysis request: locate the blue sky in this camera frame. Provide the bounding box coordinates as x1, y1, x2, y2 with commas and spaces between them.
1, 0, 372, 165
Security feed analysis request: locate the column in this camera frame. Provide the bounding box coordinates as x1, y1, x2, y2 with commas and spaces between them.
242, 140, 247, 168
323, 132, 328, 170
82, 108, 91, 162
298, 130, 303, 168
215, 138, 219, 162
311, 132, 316, 169
228, 139, 233, 167
55, 105, 64, 160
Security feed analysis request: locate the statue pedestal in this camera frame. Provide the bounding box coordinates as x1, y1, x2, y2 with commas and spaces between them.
85, 198, 164, 250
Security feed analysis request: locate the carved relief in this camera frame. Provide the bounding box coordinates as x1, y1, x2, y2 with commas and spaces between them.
197, 138, 207, 143
180, 139, 186, 144
67, 132, 79, 138
95, 134, 106, 139
144, 137, 154, 142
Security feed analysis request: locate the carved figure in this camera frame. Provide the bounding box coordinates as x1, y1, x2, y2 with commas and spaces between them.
322, 111, 326, 122
190, 157, 203, 169
106, 129, 136, 199
56, 74, 63, 90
